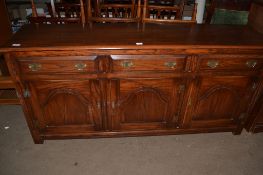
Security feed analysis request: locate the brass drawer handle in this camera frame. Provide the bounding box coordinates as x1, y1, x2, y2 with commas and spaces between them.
164, 62, 176, 69
246, 60, 257, 68
75, 63, 87, 71
28, 63, 41, 71
121, 61, 134, 68
97, 102, 100, 109
207, 60, 219, 69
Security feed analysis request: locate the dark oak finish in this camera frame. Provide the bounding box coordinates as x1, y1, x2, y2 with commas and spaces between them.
190, 76, 252, 129
28, 80, 103, 132
1, 23, 263, 143
29, 16, 82, 24
46, 2, 82, 18
110, 78, 185, 131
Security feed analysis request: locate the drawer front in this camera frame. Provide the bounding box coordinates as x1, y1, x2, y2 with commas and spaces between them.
112, 55, 187, 72
17, 56, 96, 74
199, 55, 263, 71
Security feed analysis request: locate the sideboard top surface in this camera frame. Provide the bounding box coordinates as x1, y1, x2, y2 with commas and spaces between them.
1, 23, 263, 52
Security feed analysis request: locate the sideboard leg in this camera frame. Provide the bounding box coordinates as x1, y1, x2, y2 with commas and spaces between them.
33, 137, 44, 144
31, 131, 44, 144
233, 121, 244, 135
232, 127, 243, 135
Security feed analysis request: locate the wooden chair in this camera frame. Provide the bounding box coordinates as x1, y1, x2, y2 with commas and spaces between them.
142, 0, 197, 24
46, 2, 81, 18
29, 0, 86, 25
88, 0, 142, 23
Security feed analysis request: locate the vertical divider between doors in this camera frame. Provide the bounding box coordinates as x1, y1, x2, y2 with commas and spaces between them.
95, 55, 114, 131
180, 55, 199, 128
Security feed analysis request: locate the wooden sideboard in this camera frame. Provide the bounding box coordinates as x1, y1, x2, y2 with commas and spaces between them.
1, 23, 263, 143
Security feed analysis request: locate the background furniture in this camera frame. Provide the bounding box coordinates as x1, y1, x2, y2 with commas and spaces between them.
248, 0, 263, 34
4, 0, 197, 25
142, 0, 197, 23
209, 8, 249, 25
0, 0, 19, 105
88, 0, 142, 23
205, 0, 252, 24
29, 0, 86, 24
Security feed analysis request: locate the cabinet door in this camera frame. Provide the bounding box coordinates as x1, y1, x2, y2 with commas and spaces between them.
109, 78, 186, 131
27, 80, 103, 134
191, 76, 252, 128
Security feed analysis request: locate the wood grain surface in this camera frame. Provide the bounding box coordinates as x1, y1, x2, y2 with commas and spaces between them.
1, 23, 263, 52
2, 22, 263, 143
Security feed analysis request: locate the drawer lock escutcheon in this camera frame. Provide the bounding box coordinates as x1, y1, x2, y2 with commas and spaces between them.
246, 60, 257, 68
121, 61, 134, 68
28, 63, 42, 71
75, 63, 87, 71
207, 60, 219, 69
164, 62, 177, 69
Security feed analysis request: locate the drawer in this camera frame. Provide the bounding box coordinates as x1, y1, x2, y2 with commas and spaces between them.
112, 55, 187, 72
17, 56, 96, 74
199, 55, 263, 71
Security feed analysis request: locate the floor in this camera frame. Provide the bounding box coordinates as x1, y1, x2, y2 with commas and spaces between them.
0, 105, 263, 175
